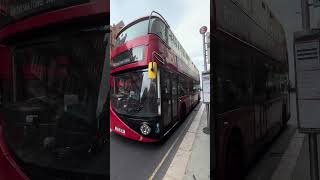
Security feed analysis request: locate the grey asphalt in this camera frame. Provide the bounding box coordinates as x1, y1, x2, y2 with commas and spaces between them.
110, 103, 201, 180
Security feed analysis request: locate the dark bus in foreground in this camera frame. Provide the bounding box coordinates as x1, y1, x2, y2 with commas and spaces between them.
213, 0, 290, 179
110, 11, 200, 142
0, 0, 109, 179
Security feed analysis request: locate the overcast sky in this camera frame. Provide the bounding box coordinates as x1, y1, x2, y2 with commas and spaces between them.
110, 0, 210, 73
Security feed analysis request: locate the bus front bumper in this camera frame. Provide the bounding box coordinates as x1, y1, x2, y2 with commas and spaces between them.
110, 107, 157, 143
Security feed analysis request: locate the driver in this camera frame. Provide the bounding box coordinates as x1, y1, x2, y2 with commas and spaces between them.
118, 79, 127, 95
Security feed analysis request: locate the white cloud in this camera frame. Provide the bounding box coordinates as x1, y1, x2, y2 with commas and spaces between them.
173, 0, 210, 73
110, 0, 210, 73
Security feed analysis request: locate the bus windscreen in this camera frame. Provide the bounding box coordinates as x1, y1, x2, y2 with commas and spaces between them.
2, 28, 108, 175
111, 70, 158, 117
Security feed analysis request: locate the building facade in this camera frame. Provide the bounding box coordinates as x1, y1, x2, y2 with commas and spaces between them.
110, 20, 124, 51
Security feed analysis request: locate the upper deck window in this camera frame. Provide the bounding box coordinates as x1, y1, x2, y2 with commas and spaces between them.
115, 17, 167, 47
116, 19, 149, 46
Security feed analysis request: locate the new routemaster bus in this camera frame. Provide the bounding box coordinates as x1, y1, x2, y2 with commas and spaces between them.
212, 0, 290, 179
110, 11, 200, 142
0, 1, 109, 179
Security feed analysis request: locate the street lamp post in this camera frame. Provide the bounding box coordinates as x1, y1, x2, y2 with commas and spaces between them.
301, 0, 310, 31
200, 26, 208, 72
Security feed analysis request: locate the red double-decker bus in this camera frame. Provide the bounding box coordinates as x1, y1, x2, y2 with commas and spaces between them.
0, 1, 109, 179
213, 0, 290, 179
110, 11, 201, 142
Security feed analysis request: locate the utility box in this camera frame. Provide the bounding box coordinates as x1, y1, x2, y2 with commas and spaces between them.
294, 30, 320, 132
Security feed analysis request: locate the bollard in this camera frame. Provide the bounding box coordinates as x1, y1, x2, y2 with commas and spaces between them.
309, 133, 319, 180
203, 104, 210, 134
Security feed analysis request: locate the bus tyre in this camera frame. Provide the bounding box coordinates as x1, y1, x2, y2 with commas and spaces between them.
225, 134, 245, 180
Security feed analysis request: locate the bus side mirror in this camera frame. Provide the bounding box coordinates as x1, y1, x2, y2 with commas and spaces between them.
148, 62, 157, 79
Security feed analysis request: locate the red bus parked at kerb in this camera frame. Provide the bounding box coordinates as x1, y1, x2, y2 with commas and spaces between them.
110, 11, 201, 142
212, 0, 290, 179
0, 1, 109, 180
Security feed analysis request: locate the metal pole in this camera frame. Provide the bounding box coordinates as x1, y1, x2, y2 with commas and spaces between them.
309, 133, 319, 180
301, 0, 311, 31
207, 104, 210, 130
203, 103, 210, 134
203, 34, 207, 71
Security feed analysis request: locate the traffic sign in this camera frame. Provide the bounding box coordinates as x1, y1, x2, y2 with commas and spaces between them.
199, 26, 207, 34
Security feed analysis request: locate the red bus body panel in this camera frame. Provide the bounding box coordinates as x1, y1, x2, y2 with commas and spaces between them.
110, 29, 199, 142
0, 115, 29, 180
0, 1, 109, 179
111, 35, 178, 74
110, 106, 156, 143
0, 46, 11, 80
213, 1, 290, 179
0, 0, 109, 41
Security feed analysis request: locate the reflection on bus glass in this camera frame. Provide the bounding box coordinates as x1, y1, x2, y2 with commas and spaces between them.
2, 29, 108, 175
111, 46, 144, 67
116, 18, 167, 46
111, 70, 158, 117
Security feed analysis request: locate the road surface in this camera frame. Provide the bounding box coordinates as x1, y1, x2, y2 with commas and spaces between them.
110, 103, 202, 180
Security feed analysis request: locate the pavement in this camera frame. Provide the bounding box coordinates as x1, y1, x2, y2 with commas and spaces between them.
266, 126, 320, 180
184, 105, 210, 180
110, 102, 209, 180
246, 92, 320, 180
163, 103, 210, 180
245, 122, 297, 180
269, 92, 320, 180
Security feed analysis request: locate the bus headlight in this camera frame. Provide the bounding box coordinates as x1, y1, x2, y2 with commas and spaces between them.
140, 122, 151, 135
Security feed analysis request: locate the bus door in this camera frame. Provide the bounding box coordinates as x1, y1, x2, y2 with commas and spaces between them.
161, 70, 173, 129
0, 80, 2, 106
254, 103, 267, 139
253, 61, 268, 140
0, 46, 12, 107
172, 74, 178, 122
